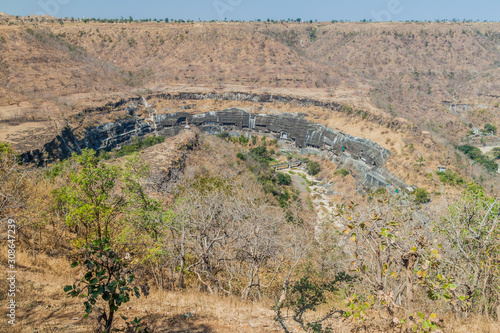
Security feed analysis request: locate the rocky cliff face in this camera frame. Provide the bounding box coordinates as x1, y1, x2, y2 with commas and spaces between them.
20, 108, 406, 190
80, 91, 416, 132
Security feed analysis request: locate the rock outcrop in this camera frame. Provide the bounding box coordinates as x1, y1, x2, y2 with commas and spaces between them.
20, 108, 406, 191
80, 92, 417, 133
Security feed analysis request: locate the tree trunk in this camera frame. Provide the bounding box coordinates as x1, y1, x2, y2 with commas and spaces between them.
242, 264, 255, 300
105, 310, 114, 333
406, 265, 414, 314
177, 258, 185, 289
403, 252, 417, 314
177, 227, 186, 289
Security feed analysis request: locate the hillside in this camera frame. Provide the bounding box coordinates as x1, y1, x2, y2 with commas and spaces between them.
2, 15, 500, 333
0, 19, 498, 190
0, 20, 499, 142
2, 122, 500, 332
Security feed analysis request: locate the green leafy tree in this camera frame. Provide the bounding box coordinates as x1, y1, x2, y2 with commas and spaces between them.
54, 149, 123, 245
277, 173, 292, 185
122, 154, 168, 241
307, 161, 321, 176
64, 239, 141, 332
55, 150, 144, 332
484, 123, 497, 134
275, 275, 352, 332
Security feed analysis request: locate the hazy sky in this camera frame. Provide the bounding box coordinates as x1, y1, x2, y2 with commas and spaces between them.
1, 0, 499, 22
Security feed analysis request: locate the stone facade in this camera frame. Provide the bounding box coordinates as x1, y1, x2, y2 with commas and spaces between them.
20, 108, 406, 191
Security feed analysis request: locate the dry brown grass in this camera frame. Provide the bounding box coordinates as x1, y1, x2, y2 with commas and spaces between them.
1, 18, 498, 193
1, 20, 499, 138
0, 133, 498, 333
0, 247, 283, 333
2, 247, 498, 332
1, 18, 500, 331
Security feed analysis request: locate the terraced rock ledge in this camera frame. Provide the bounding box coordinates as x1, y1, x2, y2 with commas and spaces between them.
20, 108, 409, 191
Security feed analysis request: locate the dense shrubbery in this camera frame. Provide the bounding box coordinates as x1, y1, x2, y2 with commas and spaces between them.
436, 170, 464, 186
236, 152, 246, 160
317, 184, 500, 331
458, 145, 498, 172
236, 143, 300, 216
277, 172, 292, 185
249, 145, 274, 165
483, 123, 497, 134
412, 187, 430, 203
306, 160, 321, 176
3, 134, 500, 332
334, 168, 349, 177
492, 147, 500, 160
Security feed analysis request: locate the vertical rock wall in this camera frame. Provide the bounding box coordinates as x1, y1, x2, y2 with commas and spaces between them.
19, 108, 406, 191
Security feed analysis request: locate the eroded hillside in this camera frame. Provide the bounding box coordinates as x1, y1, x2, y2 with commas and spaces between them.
1, 19, 499, 143
0, 17, 499, 198
2, 15, 500, 333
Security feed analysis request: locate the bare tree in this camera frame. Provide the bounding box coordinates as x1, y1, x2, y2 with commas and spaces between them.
434, 184, 500, 319
0, 144, 27, 222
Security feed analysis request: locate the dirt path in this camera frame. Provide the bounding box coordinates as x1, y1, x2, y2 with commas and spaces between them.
289, 168, 341, 227
479, 145, 500, 154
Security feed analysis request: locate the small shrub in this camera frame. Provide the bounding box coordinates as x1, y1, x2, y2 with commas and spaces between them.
65, 239, 141, 332
307, 161, 321, 176
128, 38, 137, 47
412, 188, 430, 204
238, 135, 249, 146
335, 168, 349, 177
217, 131, 230, 139
484, 123, 497, 134
436, 170, 464, 186
277, 173, 292, 186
